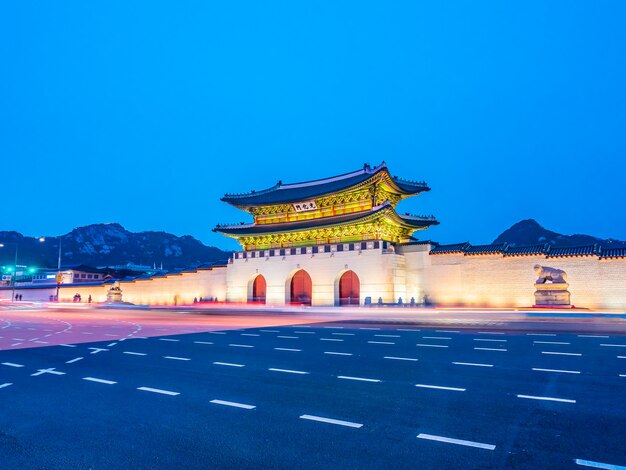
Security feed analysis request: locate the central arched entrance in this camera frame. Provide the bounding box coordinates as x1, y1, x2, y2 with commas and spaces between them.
339, 270, 360, 306
250, 275, 266, 304
289, 270, 312, 305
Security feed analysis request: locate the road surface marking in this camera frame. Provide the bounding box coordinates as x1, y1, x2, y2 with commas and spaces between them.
453, 362, 493, 367
300, 414, 362, 428
33, 341, 49, 344
618, 356, 626, 359
164, 356, 191, 361
600, 344, 626, 347
277, 336, 298, 339
0, 383, 12, 389
81, 332, 93, 335
619, 374, 626, 378
207, 332, 227, 335
260, 330, 279, 333
59, 344, 76, 347
338, 376, 381, 382
210, 399, 255, 410
229, 344, 254, 348
416, 344, 448, 348
321, 338, 343, 342
368, 341, 395, 345
213, 362, 245, 367
423, 336, 451, 340
517, 394, 575, 403
527, 333, 557, 336
274, 348, 301, 352
577, 335, 609, 338
194, 341, 214, 345
88, 348, 109, 354
533, 368, 580, 374
542, 351, 582, 356
10, 343, 22, 346
534, 341, 570, 345
107, 342, 118, 347
104, 334, 118, 337
83, 377, 117, 385
331, 332, 354, 336
66, 357, 83, 364
359, 327, 380, 330
268, 368, 309, 374
241, 333, 260, 337
574, 458, 626, 469
123, 351, 147, 356
474, 347, 507, 352
385, 356, 418, 361
325, 351, 353, 356
137, 387, 179, 396
2, 362, 24, 368
476, 332, 505, 335
294, 331, 315, 334
416, 384, 465, 391
416, 433, 495, 450
397, 328, 421, 332
324, 326, 344, 329
474, 338, 507, 342
31, 368, 65, 376
375, 334, 400, 338
158, 338, 179, 342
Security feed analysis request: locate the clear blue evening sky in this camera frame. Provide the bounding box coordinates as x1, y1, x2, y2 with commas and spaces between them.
1, 1, 625, 251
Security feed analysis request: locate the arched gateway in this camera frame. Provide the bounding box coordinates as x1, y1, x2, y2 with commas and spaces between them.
289, 270, 312, 305
250, 275, 266, 304
338, 270, 360, 306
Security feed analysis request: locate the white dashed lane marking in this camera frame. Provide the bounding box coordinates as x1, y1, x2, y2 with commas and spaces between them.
207, 332, 227, 335
600, 344, 626, 348
268, 368, 309, 375
213, 362, 245, 367
260, 330, 279, 333
359, 327, 380, 330
453, 362, 493, 368
542, 351, 582, 356
331, 333, 354, 336
517, 394, 575, 403
321, 338, 343, 342
123, 352, 147, 356
397, 328, 421, 332
417, 433, 495, 451
164, 356, 191, 361
83, 377, 117, 385
277, 336, 298, 339
533, 368, 581, 374
300, 414, 363, 428
158, 338, 179, 342
533, 341, 570, 345
59, 344, 76, 348
416, 384, 465, 392
66, 357, 83, 364
385, 356, 418, 361
241, 333, 260, 337
423, 336, 451, 340
577, 335, 609, 338
2, 362, 24, 368
368, 341, 395, 345
474, 338, 507, 342
476, 332, 505, 335
194, 341, 214, 345
527, 333, 557, 337
417, 344, 448, 348
229, 344, 254, 348
574, 458, 626, 469
210, 399, 255, 410
324, 351, 352, 356
374, 334, 400, 338
0, 383, 12, 389
338, 376, 381, 383
436, 330, 460, 333
137, 387, 180, 396
475, 347, 507, 352
274, 348, 301, 352
294, 331, 315, 334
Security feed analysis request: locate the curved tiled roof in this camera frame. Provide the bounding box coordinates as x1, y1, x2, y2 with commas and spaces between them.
464, 243, 508, 255
599, 246, 626, 259
430, 242, 470, 255
546, 245, 599, 258
221, 162, 429, 206
503, 244, 550, 256
214, 202, 438, 236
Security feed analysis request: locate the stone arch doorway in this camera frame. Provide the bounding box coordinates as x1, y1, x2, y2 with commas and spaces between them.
249, 274, 267, 304
289, 270, 312, 306
338, 270, 360, 306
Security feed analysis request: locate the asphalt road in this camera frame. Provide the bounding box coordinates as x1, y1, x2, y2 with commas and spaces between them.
1, 313, 625, 469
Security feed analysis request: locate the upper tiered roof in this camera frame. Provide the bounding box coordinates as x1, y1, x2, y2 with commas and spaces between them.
221, 162, 429, 207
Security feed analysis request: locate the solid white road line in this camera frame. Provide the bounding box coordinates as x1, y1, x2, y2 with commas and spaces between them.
210, 399, 255, 410
600, 344, 626, 347
453, 362, 493, 367
474, 347, 507, 352
321, 338, 343, 342
164, 356, 191, 361
213, 362, 244, 367
384, 356, 418, 361
83, 377, 117, 385
229, 344, 254, 348
66, 357, 83, 364
517, 394, 575, 403
2, 362, 24, 368
159, 338, 179, 342
300, 414, 362, 428
268, 368, 309, 374
534, 341, 570, 345
324, 351, 352, 356
194, 341, 214, 345
416, 433, 495, 450
474, 338, 507, 342
416, 384, 465, 391
527, 333, 557, 336
575, 458, 626, 469
338, 376, 381, 382
542, 351, 582, 356
533, 368, 580, 374
137, 387, 179, 396
577, 335, 609, 338
0, 383, 12, 389
423, 336, 451, 340
416, 344, 448, 348
368, 341, 395, 345
123, 351, 147, 356
274, 348, 302, 352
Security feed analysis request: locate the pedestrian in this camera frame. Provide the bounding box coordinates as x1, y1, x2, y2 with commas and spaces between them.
88, 295, 92, 303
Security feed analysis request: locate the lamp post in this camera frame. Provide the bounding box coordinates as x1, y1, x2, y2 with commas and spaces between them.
0, 242, 19, 302
39, 237, 63, 301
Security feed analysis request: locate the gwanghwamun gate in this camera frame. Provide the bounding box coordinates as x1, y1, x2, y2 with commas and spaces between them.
4, 163, 626, 309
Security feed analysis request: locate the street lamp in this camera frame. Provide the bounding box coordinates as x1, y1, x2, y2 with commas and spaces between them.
39, 237, 63, 301
0, 242, 19, 302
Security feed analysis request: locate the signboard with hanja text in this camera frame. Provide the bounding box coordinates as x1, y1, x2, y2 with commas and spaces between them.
292, 200, 318, 212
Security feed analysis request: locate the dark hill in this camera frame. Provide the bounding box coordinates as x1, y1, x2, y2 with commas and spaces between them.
493, 219, 625, 247
0, 223, 229, 270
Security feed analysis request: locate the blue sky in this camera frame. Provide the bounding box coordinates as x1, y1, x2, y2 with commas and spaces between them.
1, 1, 625, 250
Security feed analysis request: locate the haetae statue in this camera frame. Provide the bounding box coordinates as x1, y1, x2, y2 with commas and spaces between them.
534, 264, 568, 284
533, 265, 571, 307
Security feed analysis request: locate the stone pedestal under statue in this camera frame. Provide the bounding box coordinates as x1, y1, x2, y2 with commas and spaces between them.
533, 264, 571, 307
106, 282, 124, 303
